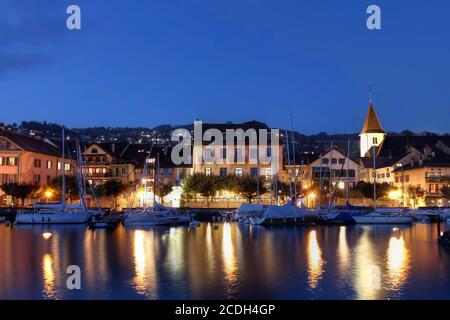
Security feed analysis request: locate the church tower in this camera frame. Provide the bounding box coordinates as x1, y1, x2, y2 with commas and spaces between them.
359, 100, 386, 157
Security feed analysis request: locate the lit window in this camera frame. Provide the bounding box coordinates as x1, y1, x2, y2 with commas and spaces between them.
65, 163, 70, 171
47, 161, 52, 169
205, 167, 212, 176
9, 157, 17, 166
235, 168, 243, 177
265, 168, 272, 180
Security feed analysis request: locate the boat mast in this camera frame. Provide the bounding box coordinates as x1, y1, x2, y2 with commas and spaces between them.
285, 129, 293, 201
318, 155, 322, 210
346, 139, 350, 206
373, 145, 377, 210
328, 142, 333, 207
290, 112, 297, 203
61, 126, 66, 206
153, 133, 157, 205
256, 146, 260, 204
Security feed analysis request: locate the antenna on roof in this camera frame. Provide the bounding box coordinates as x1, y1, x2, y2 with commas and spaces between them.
369, 81, 374, 103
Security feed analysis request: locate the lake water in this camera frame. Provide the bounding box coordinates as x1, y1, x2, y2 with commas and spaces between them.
1, 222, 450, 300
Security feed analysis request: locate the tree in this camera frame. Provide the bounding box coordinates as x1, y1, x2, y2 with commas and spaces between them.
97, 180, 127, 210
441, 185, 450, 199
48, 175, 80, 202
155, 183, 173, 205
235, 175, 267, 204
407, 185, 425, 209
0, 182, 39, 207
355, 181, 395, 200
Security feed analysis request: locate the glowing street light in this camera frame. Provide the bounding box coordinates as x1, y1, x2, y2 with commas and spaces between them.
45, 190, 53, 203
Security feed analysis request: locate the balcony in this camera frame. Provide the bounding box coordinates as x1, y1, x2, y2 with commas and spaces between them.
426, 174, 450, 183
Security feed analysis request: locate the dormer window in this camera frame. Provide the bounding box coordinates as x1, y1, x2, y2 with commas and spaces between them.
91, 148, 98, 154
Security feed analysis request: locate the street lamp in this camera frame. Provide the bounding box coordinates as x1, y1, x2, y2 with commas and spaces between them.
45, 190, 53, 203
396, 163, 405, 208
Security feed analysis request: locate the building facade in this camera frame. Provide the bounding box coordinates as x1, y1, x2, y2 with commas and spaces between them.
0, 129, 71, 206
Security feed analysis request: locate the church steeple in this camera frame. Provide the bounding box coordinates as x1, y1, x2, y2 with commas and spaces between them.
359, 98, 386, 157
360, 101, 385, 135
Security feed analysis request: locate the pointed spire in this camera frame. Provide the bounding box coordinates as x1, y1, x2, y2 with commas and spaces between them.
361, 83, 385, 135
360, 101, 385, 134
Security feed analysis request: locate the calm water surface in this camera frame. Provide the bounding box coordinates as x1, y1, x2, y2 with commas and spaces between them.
1, 222, 449, 300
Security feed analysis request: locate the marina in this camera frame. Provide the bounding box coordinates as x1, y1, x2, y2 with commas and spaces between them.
1, 222, 449, 300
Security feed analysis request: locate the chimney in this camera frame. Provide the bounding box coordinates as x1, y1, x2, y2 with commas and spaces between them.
111, 143, 116, 154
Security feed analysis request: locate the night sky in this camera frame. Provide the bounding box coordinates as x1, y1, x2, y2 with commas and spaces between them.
1, 0, 449, 134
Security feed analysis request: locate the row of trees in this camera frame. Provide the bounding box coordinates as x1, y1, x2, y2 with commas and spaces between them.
0, 177, 129, 209
182, 173, 293, 206
0, 176, 176, 210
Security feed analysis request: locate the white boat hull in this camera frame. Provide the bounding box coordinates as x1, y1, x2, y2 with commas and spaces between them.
15, 212, 91, 224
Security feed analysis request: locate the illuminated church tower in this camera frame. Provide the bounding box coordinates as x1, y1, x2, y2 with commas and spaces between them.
359, 99, 386, 157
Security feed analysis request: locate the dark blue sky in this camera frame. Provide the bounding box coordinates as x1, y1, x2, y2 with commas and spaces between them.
1, 0, 449, 134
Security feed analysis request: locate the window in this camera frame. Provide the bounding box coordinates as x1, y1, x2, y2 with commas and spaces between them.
405, 175, 410, 183
0, 157, 3, 166
46, 161, 52, 169
8, 157, 18, 166
322, 158, 329, 164
219, 168, 227, 177
348, 169, 356, 178
204, 148, 214, 162
235, 149, 244, 163
395, 176, 399, 183
46, 176, 51, 184
265, 168, 272, 180
250, 167, 258, 177
34, 159, 41, 168
338, 158, 345, 164
386, 173, 390, 178
205, 167, 212, 176
222, 148, 227, 160
65, 163, 70, 171
0, 141, 7, 149
249, 148, 258, 161
266, 147, 272, 158
332, 158, 337, 164
33, 175, 41, 184
382, 173, 385, 178
57, 161, 61, 170
235, 168, 243, 177
373, 137, 378, 144
91, 148, 98, 154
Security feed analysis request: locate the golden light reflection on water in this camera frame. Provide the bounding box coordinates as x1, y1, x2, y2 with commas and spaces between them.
132, 230, 158, 297
338, 226, 349, 271
222, 223, 238, 293
386, 235, 410, 290
354, 228, 381, 300
306, 230, 325, 289
166, 227, 185, 275
42, 254, 56, 299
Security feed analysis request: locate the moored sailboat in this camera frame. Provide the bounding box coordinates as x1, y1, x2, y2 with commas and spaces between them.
15, 128, 96, 225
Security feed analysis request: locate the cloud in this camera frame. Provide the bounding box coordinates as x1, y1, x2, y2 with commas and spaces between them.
0, 0, 65, 74
0, 54, 50, 74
